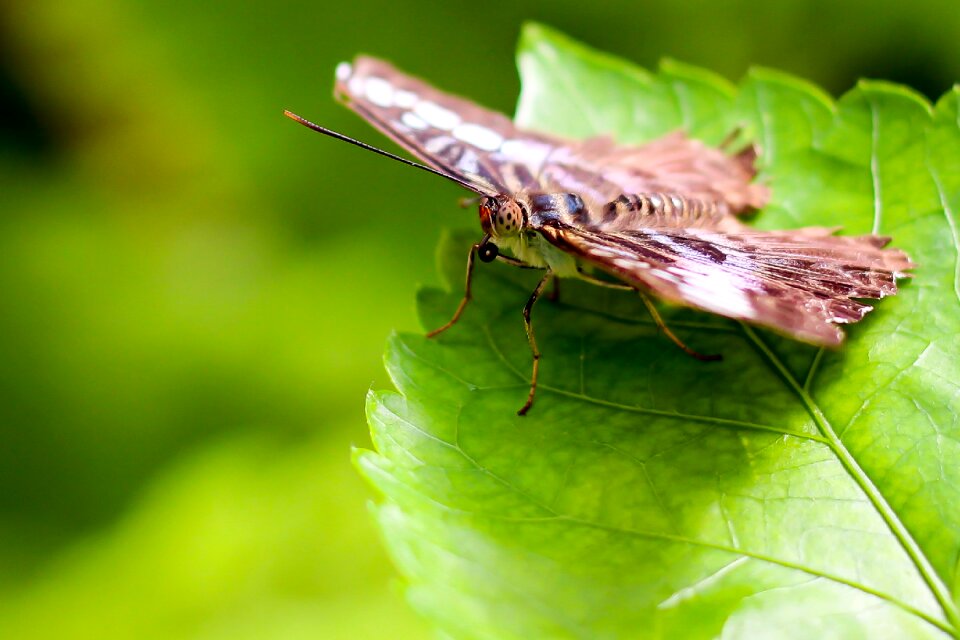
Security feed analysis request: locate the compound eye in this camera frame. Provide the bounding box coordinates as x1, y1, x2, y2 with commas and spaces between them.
478, 242, 499, 263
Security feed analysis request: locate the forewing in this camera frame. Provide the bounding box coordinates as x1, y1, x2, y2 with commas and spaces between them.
536, 220, 913, 345
336, 56, 566, 196
336, 57, 766, 215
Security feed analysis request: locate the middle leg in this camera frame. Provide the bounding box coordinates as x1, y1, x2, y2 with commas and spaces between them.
578, 268, 720, 361
517, 271, 554, 416
638, 293, 721, 361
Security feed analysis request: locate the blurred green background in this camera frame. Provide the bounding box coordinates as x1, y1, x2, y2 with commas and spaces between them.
0, 1, 957, 638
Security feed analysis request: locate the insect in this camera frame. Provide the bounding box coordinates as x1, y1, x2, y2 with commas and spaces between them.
285, 56, 914, 415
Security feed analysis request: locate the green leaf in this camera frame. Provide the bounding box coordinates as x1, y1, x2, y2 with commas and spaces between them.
356, 23, 960, 639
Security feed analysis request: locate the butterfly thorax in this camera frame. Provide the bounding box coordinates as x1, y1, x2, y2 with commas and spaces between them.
479, 192, 590, 236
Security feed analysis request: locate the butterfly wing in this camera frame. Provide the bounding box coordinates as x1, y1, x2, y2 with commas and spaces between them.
335, 57, 765, 216
535, 219, 913, 345
336, 56, 566, 196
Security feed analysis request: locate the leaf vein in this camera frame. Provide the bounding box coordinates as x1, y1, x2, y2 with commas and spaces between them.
481, 323, 827, 443
556, 515, 952, 635
384, 429, 951, 637
868, 95, 884, 235
741, 323, 958, 632
927, 158, 960, 305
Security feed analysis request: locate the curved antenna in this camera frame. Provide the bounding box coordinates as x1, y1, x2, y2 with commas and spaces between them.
283, 110, 483, 194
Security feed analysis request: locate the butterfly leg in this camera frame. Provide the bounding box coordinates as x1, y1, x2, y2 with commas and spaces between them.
495, 255, 540, 269
576, 268, 634, 291
428, 245, 547, 339
426, 241, 481, 338
575, 270, 719, 360
493, 253, 552, 298
548, 277, 560, 302
719, 127, 742, 150
518, 271, 553, 416
638, 293, 722, 362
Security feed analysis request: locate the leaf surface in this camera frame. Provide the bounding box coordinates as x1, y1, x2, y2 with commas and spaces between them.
357, 23, 960, 639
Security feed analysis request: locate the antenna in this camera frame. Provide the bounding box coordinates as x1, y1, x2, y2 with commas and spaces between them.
283, 110, 482, 194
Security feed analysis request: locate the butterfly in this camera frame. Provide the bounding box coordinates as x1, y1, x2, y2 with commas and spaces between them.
285, 56, 914, 415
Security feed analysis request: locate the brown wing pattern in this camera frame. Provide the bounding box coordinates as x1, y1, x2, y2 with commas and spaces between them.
539, 134, 767, 215
536, 220, 913, 345
335, 57, 763, 216
335, 57, 561, 196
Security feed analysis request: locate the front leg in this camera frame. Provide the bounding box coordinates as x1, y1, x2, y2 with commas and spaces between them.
517, 271, 553, 416
426, 240, 481, 338
428, 240, 544, 338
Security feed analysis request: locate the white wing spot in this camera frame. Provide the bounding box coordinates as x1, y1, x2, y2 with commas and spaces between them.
614, 258, 641, 270
394, 90, 417, 108
457, 148, 479, 173
348, 76, 364, 97
335, 62, 352, 81
414, 101, 461, 130
400, 112, 428, 130
649, 233, 754, 318
652, 269, 681, 284
677, 270, 754, 319
453, 123, 503, 151
499, 139, 552, 172
591, 249, 620, 259
425, 135, 455, 154
365, 77, 394, 107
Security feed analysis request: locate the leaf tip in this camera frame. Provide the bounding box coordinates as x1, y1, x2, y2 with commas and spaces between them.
659, 57, 737, 99
519, 20, 550, 41
519, 21, 570, 48
351, 446, 378, 475
365, 387, 383, 417
743, 66, 837, 114
933, 85, 960, 120
854, 78, 934, 114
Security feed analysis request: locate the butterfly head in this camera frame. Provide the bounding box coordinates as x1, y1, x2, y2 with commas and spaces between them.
479, 195, 527, 240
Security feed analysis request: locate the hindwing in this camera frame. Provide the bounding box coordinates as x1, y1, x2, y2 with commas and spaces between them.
535, 219, 913, 345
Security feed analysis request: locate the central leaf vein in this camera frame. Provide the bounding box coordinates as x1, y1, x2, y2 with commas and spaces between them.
741, 323, 959, 633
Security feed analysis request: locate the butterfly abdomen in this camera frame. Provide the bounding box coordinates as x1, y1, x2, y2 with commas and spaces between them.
599, 193, 726, 230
